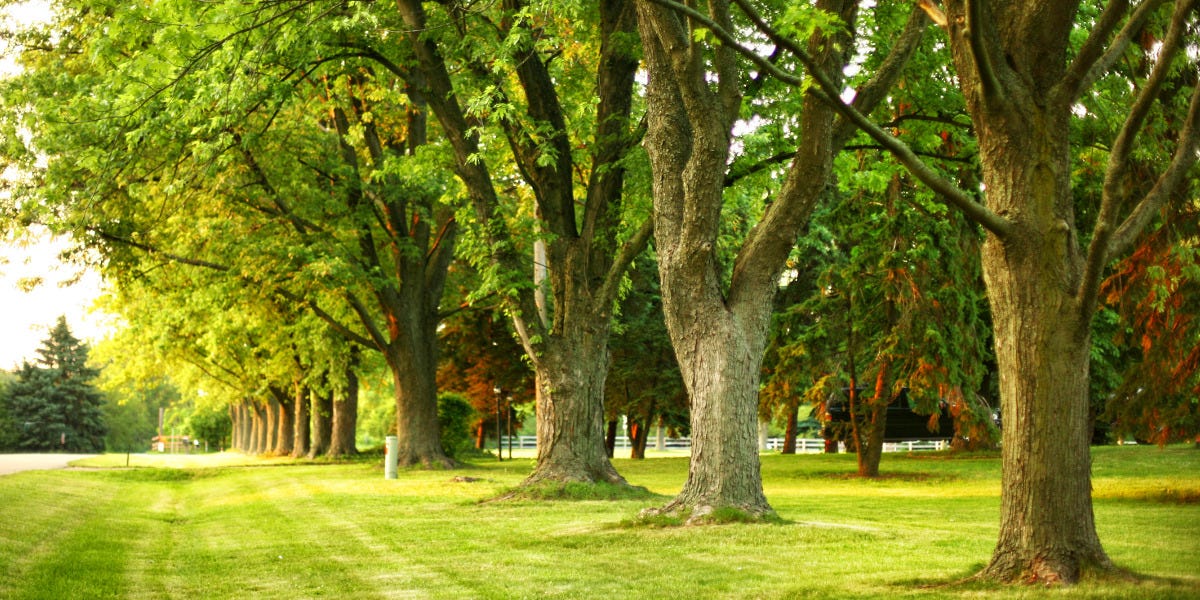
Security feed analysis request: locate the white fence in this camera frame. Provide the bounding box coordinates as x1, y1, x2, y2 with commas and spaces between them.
498, 435, 947, 453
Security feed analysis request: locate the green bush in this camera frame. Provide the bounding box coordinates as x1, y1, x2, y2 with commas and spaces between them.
437, 392, 476, 459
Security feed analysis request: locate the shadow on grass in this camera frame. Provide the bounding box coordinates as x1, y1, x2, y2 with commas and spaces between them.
889, 562, 1198, 595
789, 470, 960, 483
487, 481, 667, 503
1098, 487, 1200, 504
97, 467, 222, 483
617, 506, 790, 529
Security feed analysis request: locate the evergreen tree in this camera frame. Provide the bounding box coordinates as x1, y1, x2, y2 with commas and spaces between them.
3, 317, 107, 452
0, 370, 17, 450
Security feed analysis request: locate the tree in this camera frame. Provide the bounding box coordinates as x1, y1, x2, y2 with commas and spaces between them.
436, 303, 535, 451
393, 0, 654, 485
647, 0, 1200, 583
99, 377, 177, 454
768, 157, 992, 476
634, 0, 926, 519
0, 0, 453, 466
0, 370, 19, 450
1100, 208, 1200, 444
3, 317, 107, 452
903, 1, 1198, 582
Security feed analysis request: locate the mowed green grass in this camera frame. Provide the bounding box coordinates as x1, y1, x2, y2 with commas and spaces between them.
0, 446, 1197, 599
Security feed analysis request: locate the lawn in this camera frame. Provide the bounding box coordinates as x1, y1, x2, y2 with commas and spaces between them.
0, 446, 1197, 599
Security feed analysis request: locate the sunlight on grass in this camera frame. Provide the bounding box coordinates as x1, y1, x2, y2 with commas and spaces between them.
0, 444, 1196, 599
73, 451, 286, 469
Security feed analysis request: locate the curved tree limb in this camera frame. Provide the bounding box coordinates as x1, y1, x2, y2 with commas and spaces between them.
595, 216, 655, 316
1108, 78, 1200, 258
1055, 0, 1168, 104
963, 0, 1003, 102
1079, 0, 1199, 317
833, 6, 930, 146
640, 0, 1010, 237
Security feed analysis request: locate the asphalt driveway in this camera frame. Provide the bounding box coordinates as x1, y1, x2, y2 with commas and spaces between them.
0, 454, 97, 476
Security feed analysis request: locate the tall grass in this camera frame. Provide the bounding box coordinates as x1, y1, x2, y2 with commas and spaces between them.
0, 445, 1196, 599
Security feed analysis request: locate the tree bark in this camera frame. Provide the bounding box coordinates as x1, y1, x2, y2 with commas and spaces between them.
978, 227, 1107, 583
939, 0, 1116, 583
671, 319, 774, 518
229, 403, 242, 452
240, 402, 253, 452
264, 395, 279, 454
971, 118, 1108, 581
522, 327, 626, 484
291, 384, 310, 459
782, 405, 798, 454
635, 0, 855, 521
387, 337, 450, 468
328, 368, 359, 457
270, 387, 295, 457
252, 401, 268, 455
308, 389, 332, 459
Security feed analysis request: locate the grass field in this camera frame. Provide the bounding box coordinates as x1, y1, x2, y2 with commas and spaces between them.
0, 445, 1197, 599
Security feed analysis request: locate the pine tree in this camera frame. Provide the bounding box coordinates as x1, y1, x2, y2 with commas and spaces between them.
3, 317, 107, 452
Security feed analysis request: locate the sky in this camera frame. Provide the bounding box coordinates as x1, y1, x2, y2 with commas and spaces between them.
0, 232, 110, 370
0, 1, 109, 371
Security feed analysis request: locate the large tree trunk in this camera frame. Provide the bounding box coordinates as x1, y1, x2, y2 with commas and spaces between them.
979, 234, 1107, 582
308, 389, 332, 459
328, 368, 359, 457
521, 326, 625, 485
271, 388, 295, 457
264, 396, 279, 454
939, 0, 1118, 582
387, 335, 451, 468
291, 385, 310, 459
665, 317, 773, 519
973, 125, 1108, 580
240, 402, 253, 452
229, 404, 242, 452
252, 402, 268, 455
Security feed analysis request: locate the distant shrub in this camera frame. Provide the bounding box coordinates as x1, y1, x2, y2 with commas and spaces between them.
437, 392, 476, 459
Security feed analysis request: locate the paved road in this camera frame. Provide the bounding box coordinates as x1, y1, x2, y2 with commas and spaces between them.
0, 454, 97, 476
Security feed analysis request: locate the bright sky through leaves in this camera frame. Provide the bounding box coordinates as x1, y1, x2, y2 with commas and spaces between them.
0, 231, 108, 370
0, 1, 108, 370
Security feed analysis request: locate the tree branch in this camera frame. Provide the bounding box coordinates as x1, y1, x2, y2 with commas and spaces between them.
725, 151, 794, 188
340, 292, 390, 351
833, 5, 930, 146
843, 144, 978, 165
963, 0, 1003, 101
1056, 0, 1168, 104
595, 216, 655, 313
90, 228, 232, 272
641, 0, 1010, 237
1108, 77, 1200, 258
1080, 0, 1200, 317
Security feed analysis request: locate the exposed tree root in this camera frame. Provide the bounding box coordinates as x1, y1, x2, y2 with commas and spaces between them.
637, 500, 779, 526
971, 552, 1131, 586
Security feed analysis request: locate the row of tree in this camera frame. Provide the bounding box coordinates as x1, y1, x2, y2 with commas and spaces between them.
1, 0, 1196, 586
